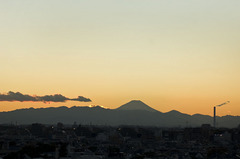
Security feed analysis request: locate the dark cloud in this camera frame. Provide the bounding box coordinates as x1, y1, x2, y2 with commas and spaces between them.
0, 91, 37, 102
71, 96, 92, 102
38, 94, 69, 103
0, 91, 92, 103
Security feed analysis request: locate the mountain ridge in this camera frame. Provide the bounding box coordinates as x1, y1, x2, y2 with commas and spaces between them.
0, 100, 239, 128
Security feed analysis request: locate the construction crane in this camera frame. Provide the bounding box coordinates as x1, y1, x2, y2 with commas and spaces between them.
213, 101, 230, 128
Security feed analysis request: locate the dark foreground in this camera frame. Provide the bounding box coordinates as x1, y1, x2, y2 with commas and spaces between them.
0, 123, 240, 159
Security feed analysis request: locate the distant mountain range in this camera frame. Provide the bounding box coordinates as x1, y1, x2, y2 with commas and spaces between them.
0, 100, 239, 128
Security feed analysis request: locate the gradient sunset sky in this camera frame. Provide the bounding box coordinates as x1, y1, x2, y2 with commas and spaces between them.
1, 0, 240, 116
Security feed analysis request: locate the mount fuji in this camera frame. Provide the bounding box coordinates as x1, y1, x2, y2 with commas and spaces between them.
116, 100, 158, 112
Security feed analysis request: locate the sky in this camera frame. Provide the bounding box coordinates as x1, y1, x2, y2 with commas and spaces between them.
0, 0, 240, 116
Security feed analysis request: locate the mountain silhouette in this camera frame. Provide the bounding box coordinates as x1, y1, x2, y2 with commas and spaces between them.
0, 100, 239, 128
116, 100, 158, 112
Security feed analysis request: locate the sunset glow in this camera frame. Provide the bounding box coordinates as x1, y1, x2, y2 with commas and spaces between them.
1, 0, 240, 116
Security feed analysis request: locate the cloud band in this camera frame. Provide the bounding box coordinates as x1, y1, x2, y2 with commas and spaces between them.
0, 91, 91, 103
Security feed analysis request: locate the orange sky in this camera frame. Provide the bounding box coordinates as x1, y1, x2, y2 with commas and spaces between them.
0, 0, 240, 116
